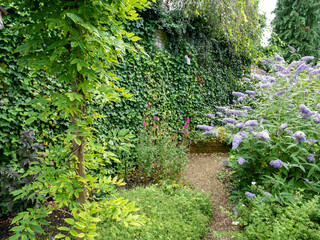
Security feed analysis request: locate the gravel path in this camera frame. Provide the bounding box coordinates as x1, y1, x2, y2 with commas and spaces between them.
183, 153, 235, 240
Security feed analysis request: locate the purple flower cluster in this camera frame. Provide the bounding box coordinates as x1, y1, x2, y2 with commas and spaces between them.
288, 104, 294, 108
237, 157, 245, 165
264, 192, 273, 197
311, 69, 320, 76
206, 114, 215, 119
300, 104, 314, 119
256, 130, 270, 141
243, 106, 252, 110
275, 53, 284, 62
293, 131, 306, 142
232, 132, 244, 150
246, 90, 256, 95
197, 125, 213, 131
245, 120, 258, 127
288, 45, 296, 53
223, 118, 236, 124
227, 110, 245, 116
245, 191, 255, 198
270, 159, 283, 168
301, 56, 314, 61
236, 123, 244, 129
215, 106, 227, 111
275, 64, 286, 72
279, 123, 288, 129
263, 59, 273, 65
276, 90, 286, 96
307, 153, 315, 162
232, 92, 245, 98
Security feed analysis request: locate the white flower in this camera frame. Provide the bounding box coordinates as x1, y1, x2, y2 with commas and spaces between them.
251, 182, 256, 185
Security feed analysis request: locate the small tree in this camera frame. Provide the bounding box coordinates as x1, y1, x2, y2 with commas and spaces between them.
7, 0, 152, 239
272, 0, 320, 60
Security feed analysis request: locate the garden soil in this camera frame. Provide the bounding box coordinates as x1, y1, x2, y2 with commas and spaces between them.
183, 153, 236, 240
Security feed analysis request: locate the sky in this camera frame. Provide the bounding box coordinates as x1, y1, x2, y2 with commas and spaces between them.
258, 0, 278, 46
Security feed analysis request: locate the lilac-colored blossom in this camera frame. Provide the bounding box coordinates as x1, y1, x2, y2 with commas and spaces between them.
237, 97, 244, 102
237, 157, 245, 165
259, 82, 271, 88
232, 133, 243, 150
262, 59, 273, 65
275, 53, 284, 62
243, 106, 252, 110
314, 114, 320, 124
243, 77, 251, 82
245, 120, 258, 127
311, 69, 320, 76
216, 112, 222, 115
197, 125, 213, 131
239, 131, 247, 137
206, 114, 215, 119
279, 123, 288, 129
269, 78, 276, 83
301, 56, 314, 61
264, 192, 273, 197
293, 131, 306, 142
286, 129, 293, 135
286, 61, 296, 72
245, 191, 256, 198
288, 45, 296, 53
276, 90, 286, 96
270, 159, 283, 168
232, 91, 245, 97
317, 103, 320, 108
257, 130, 270, 141
300, 104, 314, 118
246, 90, 256, 95
253, 75, 262, 81
296, 61, 304, 67
296, 63, 307, 73
223, 118, 236, 124
275, 64, 287, 72
228, 110, 245, 116
258, 69, 267, 74
304, 178, 310, 183
288, 104, 294, 108
215, 106, 227, 111
236, 123, 244, 129
307, 153, 315, 162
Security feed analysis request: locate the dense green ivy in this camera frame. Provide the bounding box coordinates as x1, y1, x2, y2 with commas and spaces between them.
0, 4, 68, 163
96, 3, 251, 137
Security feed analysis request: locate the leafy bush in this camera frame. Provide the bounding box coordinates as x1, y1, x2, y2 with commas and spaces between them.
133, 117, 189, 185
233, 194, 320, 240
97, 185, 213, 240
197, 52, 320, 204
0, 130, 42, 217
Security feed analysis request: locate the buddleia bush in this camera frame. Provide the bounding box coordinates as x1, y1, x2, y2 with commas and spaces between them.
198, 50, 320, 204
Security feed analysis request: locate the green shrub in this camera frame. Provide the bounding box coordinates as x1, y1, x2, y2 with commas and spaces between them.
97, 185, 213, 240
133, 118, 189, 185
234, 195, 320, 240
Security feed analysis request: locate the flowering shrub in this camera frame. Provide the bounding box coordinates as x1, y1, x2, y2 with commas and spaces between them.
133, 116, 189, 185
199, 53, 320, 204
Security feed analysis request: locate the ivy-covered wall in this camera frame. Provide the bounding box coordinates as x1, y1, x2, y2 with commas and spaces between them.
96, 3, 251, 136
0, 2, 252, 162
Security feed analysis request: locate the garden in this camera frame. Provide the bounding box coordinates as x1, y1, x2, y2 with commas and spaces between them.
0, 0, 320, 239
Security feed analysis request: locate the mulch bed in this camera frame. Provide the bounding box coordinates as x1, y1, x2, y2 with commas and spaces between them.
0, 209, 70, 240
